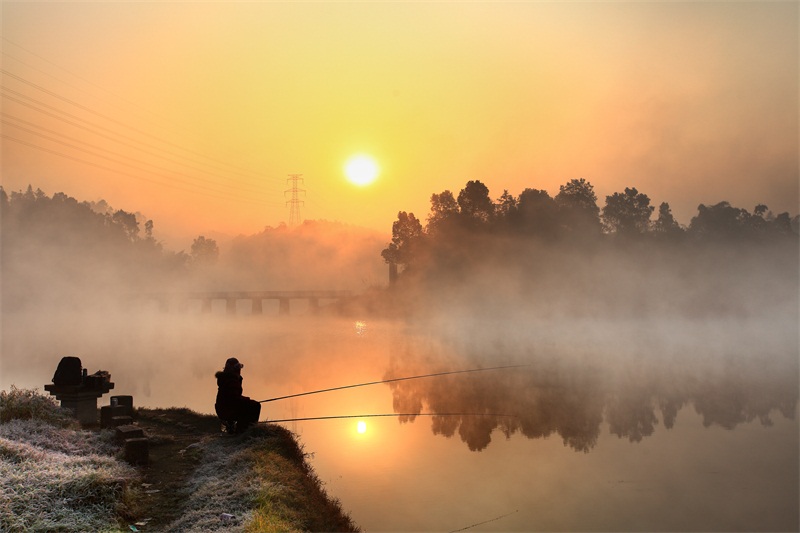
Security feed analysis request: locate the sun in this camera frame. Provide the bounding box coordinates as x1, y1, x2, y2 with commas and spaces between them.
344, 155, 379, 186
356, 420, 367, 434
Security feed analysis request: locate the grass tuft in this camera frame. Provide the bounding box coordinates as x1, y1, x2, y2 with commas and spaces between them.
0, 385, 76, 427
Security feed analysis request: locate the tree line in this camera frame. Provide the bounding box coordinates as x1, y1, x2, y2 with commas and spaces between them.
381, 178, 799, 275
1, 185, 221, 309
1, 185, 220, 267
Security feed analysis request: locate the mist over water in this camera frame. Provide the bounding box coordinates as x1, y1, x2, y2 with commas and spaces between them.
3, 305, 797, 530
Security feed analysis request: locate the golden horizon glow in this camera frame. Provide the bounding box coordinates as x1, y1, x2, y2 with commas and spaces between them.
1, 2, 796, 244
344, 155, 379, 187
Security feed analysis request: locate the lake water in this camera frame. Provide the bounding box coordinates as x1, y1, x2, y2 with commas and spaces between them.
2, 310, 797, 531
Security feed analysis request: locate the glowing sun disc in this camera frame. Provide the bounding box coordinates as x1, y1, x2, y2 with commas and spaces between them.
356, 420, 367, 434
345, 155, 379, 186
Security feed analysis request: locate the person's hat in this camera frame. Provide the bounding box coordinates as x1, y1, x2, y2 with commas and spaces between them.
224, 357, 244, 371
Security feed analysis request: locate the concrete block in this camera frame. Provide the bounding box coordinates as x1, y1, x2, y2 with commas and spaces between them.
100, 405, 128, 428
110, 415, 133, 427
115, 424, 144, 442
61, 397, 98, 425
110, 395, 134, 417
124, 437, 149, 465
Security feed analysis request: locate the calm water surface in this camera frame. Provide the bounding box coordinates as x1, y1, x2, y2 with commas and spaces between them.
3, 311, 797, 531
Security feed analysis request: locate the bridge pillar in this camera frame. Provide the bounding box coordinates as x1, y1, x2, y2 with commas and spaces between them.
226, 298, 236, 315
278, 298, 290, 316
201, 299, 212, 313
251, 298, 263, 315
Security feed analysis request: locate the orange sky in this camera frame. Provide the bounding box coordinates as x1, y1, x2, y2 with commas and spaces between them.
1, 2, 797, 247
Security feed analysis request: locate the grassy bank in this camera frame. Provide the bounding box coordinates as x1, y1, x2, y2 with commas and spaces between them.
0, 387, 359, 532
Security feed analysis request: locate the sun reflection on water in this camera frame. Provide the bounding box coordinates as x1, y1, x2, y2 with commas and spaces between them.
354, 321, 367, 336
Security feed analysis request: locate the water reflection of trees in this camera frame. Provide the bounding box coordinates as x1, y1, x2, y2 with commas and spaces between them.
385, 353, 798, 452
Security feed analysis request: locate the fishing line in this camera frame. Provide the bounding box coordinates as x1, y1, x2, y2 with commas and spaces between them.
448, 509, 520, 533
263, 412, 517, 424
258, 364, 528, 404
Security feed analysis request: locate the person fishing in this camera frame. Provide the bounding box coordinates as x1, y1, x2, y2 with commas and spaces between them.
215, 357, 261, 434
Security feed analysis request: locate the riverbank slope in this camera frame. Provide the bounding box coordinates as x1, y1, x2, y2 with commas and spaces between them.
0, 387, 360, 532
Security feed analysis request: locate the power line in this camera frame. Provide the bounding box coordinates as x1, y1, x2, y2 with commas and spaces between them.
1, 66, 282, 184
2, 38, 273, 182
0, 133, 281, 208
1, 37, 188, 137
1, 111, 279, 199
1, 116, 264, 200
1, 85, 277, 193
0, 44, 291, 221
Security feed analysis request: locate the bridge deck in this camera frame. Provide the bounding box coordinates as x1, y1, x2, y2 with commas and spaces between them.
133, 290, 354, 316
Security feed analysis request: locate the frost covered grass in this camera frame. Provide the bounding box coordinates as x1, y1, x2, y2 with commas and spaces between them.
1, 388, 357, 532
0, 385, 75, 426
0, 387, 140, 532
166, 424, 359, 533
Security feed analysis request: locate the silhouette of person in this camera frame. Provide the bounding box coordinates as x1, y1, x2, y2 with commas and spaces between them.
215, 357, 261, 434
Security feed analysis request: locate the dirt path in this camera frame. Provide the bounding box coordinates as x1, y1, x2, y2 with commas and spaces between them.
129, 408, 223, 531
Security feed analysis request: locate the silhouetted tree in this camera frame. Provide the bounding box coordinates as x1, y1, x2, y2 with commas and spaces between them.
112, 210, 140, 241
601, 187, 654, 236
88, 199, 113, 215
381, 211, 423, 273
190, 235, 219, 266
689, 201, 751, 238
652, 202, 682, 236
554, 178, 601, 236
771, 212, 794, 235
426, 190, 459, 234
457, 180, 494, 228
494, 189, 518, 229
748, 205, 795, 237
517, 188, 559, 238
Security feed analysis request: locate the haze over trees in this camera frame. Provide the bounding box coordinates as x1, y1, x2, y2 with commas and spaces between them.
381, 178, 798, 318
1, 185, 185, 311
0, 185, 386, 313
2, 177, 797, 319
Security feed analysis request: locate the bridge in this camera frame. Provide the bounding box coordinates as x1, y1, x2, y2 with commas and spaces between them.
135, 290, 354, 316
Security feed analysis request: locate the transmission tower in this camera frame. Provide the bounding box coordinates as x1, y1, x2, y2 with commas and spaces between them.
285, 174, 306, 226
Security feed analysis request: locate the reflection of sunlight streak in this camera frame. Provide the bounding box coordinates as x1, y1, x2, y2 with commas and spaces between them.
354, 321, 367, 336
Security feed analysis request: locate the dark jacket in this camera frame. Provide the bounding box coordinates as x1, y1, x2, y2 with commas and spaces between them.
215, 370, 245, 419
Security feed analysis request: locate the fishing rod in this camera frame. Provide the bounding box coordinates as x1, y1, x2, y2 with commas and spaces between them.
258, 363, 529, 404
263, 412, 517, 424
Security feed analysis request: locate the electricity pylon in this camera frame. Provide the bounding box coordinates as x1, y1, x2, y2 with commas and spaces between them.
285, 174, 305, 226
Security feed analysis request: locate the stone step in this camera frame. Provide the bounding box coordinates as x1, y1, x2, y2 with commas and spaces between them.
109, 395, 134, 417
100, 405, 129, 428
115, 424, 145, 442
110, 415, 133, 428
124, 437, 149, 465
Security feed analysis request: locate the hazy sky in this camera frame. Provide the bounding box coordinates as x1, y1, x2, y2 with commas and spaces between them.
1, 1, 797, 245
